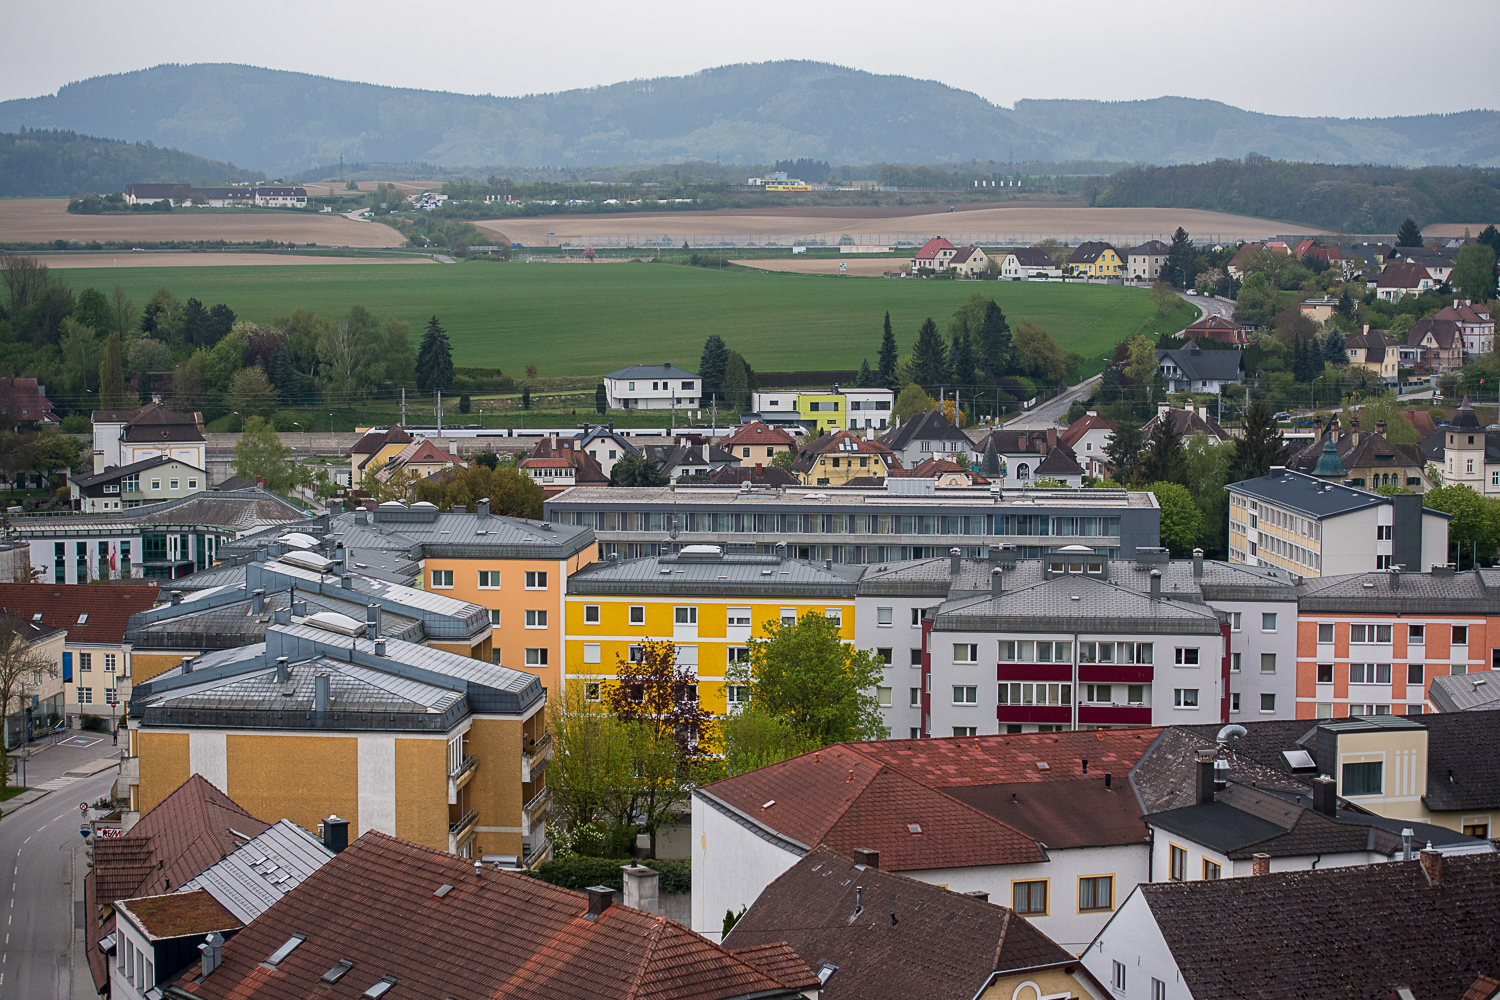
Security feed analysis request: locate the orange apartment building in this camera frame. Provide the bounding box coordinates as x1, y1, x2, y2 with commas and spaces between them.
1295, 568, 1498, 719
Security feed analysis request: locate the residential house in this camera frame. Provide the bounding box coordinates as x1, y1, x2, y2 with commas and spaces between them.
879, 409, 973, 467
1431, 298, 1495, 358
169, 831, 818, 1000
697, 464, 802, 487
1438, 397, 1491, 491
0, 615, 65, 744
518, 436, 608, 494
1287, 415, 1430, 491
890, 458, 990, 489
1181, 315, 1251, 346
0, 582, 158, 719
71, 455, 207, 512
1059, 413, 1117, 479
723, 845, 1107, 1000
1300, 296, 1340, 323
722, 421, 796, 465
1225, 243, 1262, 280
576, 423, 642, 478
791, 430, 896, 486
647, 438, 739, 480
750, 386, 895, 432
603, 363, 701, 410
122, 184, 308, 208
1082, 852, 1500, 1000
1125, 240, 1171, 281
563, 545, 859, 716
997, 246, 1063, 280
1374, 261, 1437, 301
1303, 245, 1355, 278
1066, 242, 1124, 278
1155, 347, 1243, 394
379, 437, 464, 481
948, 245, 989, 276
1344, 328, 1401, 381
970, 427, 1085, 488
1389, 246, 1457, 284
1141, 401, 1231, 444
128, 617, 552, 862
1226, 468, 1450, 577
0, 376, 57, 431
911, 236, 958, 272
346, 425, 413, 483
1408, 316, 1466, 372
92, 401, 205, 475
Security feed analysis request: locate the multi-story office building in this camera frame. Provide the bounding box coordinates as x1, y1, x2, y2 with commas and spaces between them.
544, 484, 1160, 564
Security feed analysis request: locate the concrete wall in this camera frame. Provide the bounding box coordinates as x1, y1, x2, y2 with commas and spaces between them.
691, 792, 802, 942
855, 593, 936, 739
1219, 598, 1299, 721
1080, 889, 1185, 999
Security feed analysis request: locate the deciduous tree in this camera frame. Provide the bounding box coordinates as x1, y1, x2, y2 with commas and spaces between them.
1014, 322, 1068, 383
226, 367, 278, 420
98, 331, 129, 410
1452, 244, 1497, 302
233, 416, 302, 494
0, 616, 59, 763
1146, 481, 1204, 556
734, 610, 885, 746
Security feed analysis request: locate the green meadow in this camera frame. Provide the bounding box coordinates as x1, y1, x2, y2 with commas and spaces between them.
55, 261, 1197, 379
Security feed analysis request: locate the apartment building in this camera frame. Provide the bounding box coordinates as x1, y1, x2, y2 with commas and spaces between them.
1226, 468, 1450, 577
603, 363, 701, 410
545, 483, 1161, 564
749, 386, 896, 432
563, 546, 859, 715
128, 619, 551, 863
71, 456, 208, 512
0, 617, 65, 745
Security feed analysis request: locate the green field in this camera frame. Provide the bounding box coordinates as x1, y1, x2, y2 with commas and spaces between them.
55, 262, 1196, 379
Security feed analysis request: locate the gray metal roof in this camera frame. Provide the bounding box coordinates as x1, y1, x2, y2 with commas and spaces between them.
933, 574, 1223, 635
1429, 672, 1500, 713
604, 363, 699, 380
566, 549, 863, 598
330, 509, 595, 561
12, 489, 306, 536
179, 820, 334, 923
546, 484, 1155, 511
126, 585, 423, 650
245, 558, 488, 639
1297, 569, 1491, 615
1225, 470, 1391, 519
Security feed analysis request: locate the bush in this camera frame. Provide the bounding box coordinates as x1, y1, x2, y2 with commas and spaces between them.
79, 714, 110, 733
60, 414, 90, 433
520, 855, 690, 894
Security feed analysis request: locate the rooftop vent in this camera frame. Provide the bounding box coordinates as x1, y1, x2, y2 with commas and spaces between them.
279, 550, 338, 573
584, 885, 614, 920
305, 611, 366, 637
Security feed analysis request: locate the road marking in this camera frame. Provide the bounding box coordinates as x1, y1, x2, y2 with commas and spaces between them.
19, 839, 27, 846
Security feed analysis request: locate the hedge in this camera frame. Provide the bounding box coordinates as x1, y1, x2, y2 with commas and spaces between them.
520, 855, 690, 894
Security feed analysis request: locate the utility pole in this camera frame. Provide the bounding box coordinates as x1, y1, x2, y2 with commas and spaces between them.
437, 391, 442, 435
401, 387, 406, 428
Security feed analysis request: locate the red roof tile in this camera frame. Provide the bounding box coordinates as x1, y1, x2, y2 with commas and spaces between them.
723, 421, 796, 449
0, 583, 159, 645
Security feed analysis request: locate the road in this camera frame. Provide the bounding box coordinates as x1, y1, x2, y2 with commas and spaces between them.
1, 736, 122, 1000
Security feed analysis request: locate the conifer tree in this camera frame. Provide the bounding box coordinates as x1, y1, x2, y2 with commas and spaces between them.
877, 312, 899, 389
947, 330, 977, 387
1104, 420, 1143, 484
856, 358, 875, 387
977, 301, 1012, 380
1138, 414, 1187, 486
1228, 401, 1291, 483
699, 335, 729, 401
910, 318, 947, 388
1396, 217, 1423, 247
416, 315, 454, 391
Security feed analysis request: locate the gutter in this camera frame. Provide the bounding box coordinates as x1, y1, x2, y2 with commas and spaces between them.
694, 788, 812, 854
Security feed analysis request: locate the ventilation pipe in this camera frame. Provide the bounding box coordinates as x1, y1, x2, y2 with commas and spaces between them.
170, 590, 183, 606
274, 656, 289, 683
477, 498, 490, 519
251, 589, 265, 613
950, 546, 962, 575
198, 932, 224, 976
314, 674, 331, 713
321, 815, 349, 853
366, 604, 382, 637
585, 886, 614, 920
991, 568, 1003, 597
1193, 548, 1204, 581
1149, 570, 1162, 600
1312, 775, 1337, 816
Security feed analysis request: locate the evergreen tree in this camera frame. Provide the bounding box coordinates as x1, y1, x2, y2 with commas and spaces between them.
947, 330, 977, 387
99, 331, 127, 409
1228, 401, 1291, 483
268, 343, 297, 402
521, 385, 531, 410
458, 394, 471, 414
1166, 227, 1195, 287
699, 335, 729, 401
1322, 328, 1347, 367
720, 352, 752, 412
856, 358, 875, 388
1139, 414, 1187, 486
181, 297, 209, 347
1100, 365, 1124, 405
877, 312, 899, 389
415, 315, 454, 391
207, 303, 236, 345
595, 382, 607, 414
977, 301, 1012, 380
980, 434, 1000, 477
1479, 225, 1500, 256
1396, 217, 1424, 247
1335, 290, 1356, 320
1103, 420, 1143, 484
910, 317, 947, 388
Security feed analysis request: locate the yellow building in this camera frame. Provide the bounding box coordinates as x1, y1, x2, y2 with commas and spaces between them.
128, 620, 553, 865
750, 388, 896, 432
791, 429, 897, 486
1066, 242, 1124, 278
563, 546, 859, 715
347, 425, 414, 483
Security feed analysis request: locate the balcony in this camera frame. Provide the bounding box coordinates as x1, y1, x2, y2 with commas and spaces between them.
521, 733, 552, 784
997, 663, 1072, 682
448, 754, 477, 805
996, 705, 1071, 725
448, 808, 478, 854
1078, 705, 1153, 726
522, 835, 552, 869
521, 784, 552, 836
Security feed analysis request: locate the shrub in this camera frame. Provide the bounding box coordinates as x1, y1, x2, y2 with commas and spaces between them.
79, 714, 109, 733
520, 856, 690, 894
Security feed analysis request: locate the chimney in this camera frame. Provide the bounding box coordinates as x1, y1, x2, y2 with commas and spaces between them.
449, 439, 458, 456
703, 442, 711, 462
274, 607, 290, 625
851, 847, 880, 869
1311, 775, 1337, 816
1199, 404, 1208, 421
1150, 569, 1162, 600
275, 656, 289, 683
620, 864, 660, 914
314, 673, 331, 713
181, 655, 194, 675
374, 639, 386, 656
963, 890, 990, 902
1420, 848, 1443, 886
1390, 568, 1400, 590
251, 589, 265, 613
1158, 402, 1170, 419
991, 568, 1003, 596
341, 575, 354, 590
1196, 749, 1218, 804
1376, 419, 1387, 437
950, 546, 962, 575
198, 931, 225, 977
585, 885, 615, 920
1350, 416, 1360, 449
170, 590, 183, 606
293, 600, 307, 616
452, 505, 466, 515
1251, 853, 1271, 876
477, 498, 490, 519
1193, 548, 1204, 580
321, 815, 349, 853
355, 510, 368, 525
1044, 426, 1056, 452
366, 604, 382, 637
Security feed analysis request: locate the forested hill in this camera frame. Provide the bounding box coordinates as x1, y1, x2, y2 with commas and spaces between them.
0, 62, 1496, 176
1093, 156, 1500, 232
0, 129, 263, 198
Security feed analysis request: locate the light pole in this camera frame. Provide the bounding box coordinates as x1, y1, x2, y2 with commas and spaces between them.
232, 411, 241, 432
293, 422, 304, 449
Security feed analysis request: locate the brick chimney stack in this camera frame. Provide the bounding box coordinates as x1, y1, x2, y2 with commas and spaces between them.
1252, 853, 1271, 876
1420, 847, 1443, 887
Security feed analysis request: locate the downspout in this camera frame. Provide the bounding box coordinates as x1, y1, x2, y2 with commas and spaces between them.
1311, 853, 1323, 869
1071, 632, 1080, 731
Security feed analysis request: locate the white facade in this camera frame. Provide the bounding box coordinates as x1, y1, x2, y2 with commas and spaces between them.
691, 792, 803, 943
1148, 824, 1383, 882
998, 254, 1063, 280
844, 389, 896, 430
73, 460, 207, 512
856, 594, 939, 739
603, 366, 700, 410
93, 419, 205, 474
1221, 599, 1299, 721
1080, 889, 1187, 1000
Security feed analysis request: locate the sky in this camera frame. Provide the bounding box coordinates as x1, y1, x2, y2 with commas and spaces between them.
3, 0, 1496, 120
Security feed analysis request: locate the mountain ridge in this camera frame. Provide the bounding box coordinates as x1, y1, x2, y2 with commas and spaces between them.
1, 61, 1496, 175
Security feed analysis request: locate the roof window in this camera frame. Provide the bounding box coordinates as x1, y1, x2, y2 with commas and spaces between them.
363, 977, 398, 997
77, 614, 88, 624
31, 613, 42, 621
265, 934, 305, 966
322, 959, 354, 983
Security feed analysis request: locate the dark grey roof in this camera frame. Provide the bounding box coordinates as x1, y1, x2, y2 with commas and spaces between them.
1145, 799, 1288, 853
15, 489, 306, 535
1225, 468, 1392, 518
73, 455, 201, 488
178, 819, 333, 924
1126, 240, 1171, 256
328, 509, 595, 562
1428, 672, 1500, 713
125, 583, 423, 650
603, 363, 699, 380
566, 549, 863, 598
1296, 568, 1488, 615
878, 409, 971, 452
932, 573, 1222, 635
1156, 347, 1243, 382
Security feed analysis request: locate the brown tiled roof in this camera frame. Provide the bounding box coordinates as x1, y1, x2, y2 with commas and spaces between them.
1410, 317, 1463, 350
117, 889, 240, 940
943, 777, 1148, 849
949, 245, 982, 265
703, 466, 801, 487
347, 426, 412, 461
171, 831, 806, 1000
1058, 413, 1116, 448
1460, 974, 1500, 1000
723, 845, 1077, 1000
0, 583, 158, 644
726, 942, 821, 990
1140, 854, 1500, 1000
723, 421, 796, 449
117, 402, 205, 443
1377, 260, 1433, 289
0, 377, 57, 424
891, 458, 987, 483
1004, 247, 1057, 267
791, 431, 894, 475
1433, 300, 1493, 326
1067, 241, 1116, 264
1141, 407, 1230, 442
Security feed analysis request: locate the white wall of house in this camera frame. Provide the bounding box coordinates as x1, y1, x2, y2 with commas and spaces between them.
691, 792, 803, 943
604, 375, 699, 410
1218, 599, 1299, 721
1148, 828, 1382, 882
1080, 889, 1184, 999
856, 595, 938, 738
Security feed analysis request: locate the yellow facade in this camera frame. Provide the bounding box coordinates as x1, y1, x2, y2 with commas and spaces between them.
395, 737, 449, 851
799, 448, 890, 486
224, 733, 361, 836
136, 731, 190, 814
131, 651, 192, 686
793, 391, 848, 431
1073, 247, 1123, 277
977, 967, 1098, 1000
466, 716, 531, 857
563, 595, 856, 714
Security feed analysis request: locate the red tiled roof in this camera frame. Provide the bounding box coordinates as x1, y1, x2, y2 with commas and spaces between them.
1376, 261, 1433, 288
723, 421, 795, 449
1058, 413, 1116, 449
726, 942, 821, 990
171, 831, 808, 1000
844, 729, 1160, 787
0, 377, 57, 424
392, 439, 458, 466
913, 237, 955, 260
347, 426, 412, 460
0, 583, 159, 645
1184, 315, 1243, 332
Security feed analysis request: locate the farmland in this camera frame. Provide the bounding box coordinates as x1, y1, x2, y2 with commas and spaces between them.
0, 198, 402, 247
52, 260, 1198, 380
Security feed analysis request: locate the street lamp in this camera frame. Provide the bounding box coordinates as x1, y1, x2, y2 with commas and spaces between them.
293, 422, 305, 450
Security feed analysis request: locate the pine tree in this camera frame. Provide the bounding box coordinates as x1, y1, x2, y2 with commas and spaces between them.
910, 318, 947, 388
1139, 414, 1187, 486
980, 434, 1000, 477
1396, 217, 1423, 247
1322, 328, 1347, 368
1103, 420, 1143, 484
947, 330, 977, 387
856, 358, 875, 387
1335, 290, 1356, 320
268, 343, 297, 402
977, 301, 1012, 380
699, 335, 729, 401
1479, 225, 1500, 256
1166, 227, 1195, 288
99, 331, 127, 409
1228, 401, 1291, 483
521, 385, 531, 410
595, 382, 607, 414
720, 352, 752, 412
415, 315, 454, 391
877, 312, 899, 389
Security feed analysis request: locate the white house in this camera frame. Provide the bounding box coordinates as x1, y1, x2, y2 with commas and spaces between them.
998, 247, 1064, 280
602, 363, 700, 410
91, 402, 206, 475
911, 237, 957, 272
1059, 413, 1116, 479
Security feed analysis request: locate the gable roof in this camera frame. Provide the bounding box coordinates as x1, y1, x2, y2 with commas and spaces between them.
0, 376, 57, 425
723, 421, 796, 449
1137, 854, 1500, 1000
0, 582, 159, 645
723, 845, 1076, 1000
179, 819, 335, 923
1141, 405, 1230, 442
212, 474, 259, 492
1067, 241, 1116, 264
604, 362, 699, 381
1004, 246, 1058, 267
701, 466, 802, 487
173, 831, 807, 1000
913, 237, 956, 260
347, 425, 413, 466
389, 438, 460, 467
73, 454, 203, 488
1433, 300, 1493, 326
1377, 260, 1433, 289
1059, 413, 1116, 448
1125, 240, 1171, 256
879, 409, 970, 452
791, 431, 895, 474
113, 401, 204, 443
1156, 347, 1244, 383
1184, 315, 1244, 332
1410, 316, 1463, 349
949, 245, 983, 265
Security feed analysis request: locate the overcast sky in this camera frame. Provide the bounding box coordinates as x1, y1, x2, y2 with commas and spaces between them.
4, 0, 1495, 119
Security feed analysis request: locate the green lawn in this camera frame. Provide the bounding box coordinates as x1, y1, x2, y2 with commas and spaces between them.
57, 263, 1196, 379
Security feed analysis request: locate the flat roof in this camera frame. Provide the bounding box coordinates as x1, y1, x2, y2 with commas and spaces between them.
546, 485, 1156, 510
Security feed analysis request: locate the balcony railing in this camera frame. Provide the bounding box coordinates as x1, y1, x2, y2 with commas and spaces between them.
523, 836, 552, 869
523, 784, 552, 818
448, 754, 477, 805
449, 808, 478, 836
449, 754, 477, 779
522, 733, 552, 782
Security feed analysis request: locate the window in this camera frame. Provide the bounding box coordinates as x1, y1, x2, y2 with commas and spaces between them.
1231, 692, 1241, 712
430, 569, 453, 589
629, 606, 645, 625
877, 686, 892, 706
952, 685, 977, 704
478, 570, 501, 588
1408, 663, 1425, 685
1409, 624, 1424, 645
1349, 663, 1392, 684
104, 653, 116, 673
1260, 693, 1276, 713
1342, 760, 1383, 796
910, 687, 921, 707
1078, 875, 1113, 912
674, 606, 698, 625
1174, 688, 1199, 708
1231, 652, 1241, 673
1350, 623, 1392, 643
169, 479, 179, 490
953, 726, 978, 737
1262, 612, 1277, 631
1085, 684, 1112, 703
1317, 663, 1334, 683
727, 608, 751, 627
583, 643, 601, 664
150, 479, 161, 490
1012, 880, 1047, 914
781, 608, 797, 626
628, 645, 644, 664
188, 478, 197, 489
1318, 622, 1334, 643
1169, 845, 1187, 881
727, 685, 751, 705
877, 607, 893, 626
524, 571, 548, 589
1453, 625, 1469, 645
1112, 960, 1127, 992
1202, 859, 1222, 880
727, 646, 749, 666
121, 474, 138, 493
489, 609, 500, 626
1317, 702, 1334, 719
911, 607, 922, 626
79, 688, 92, 704
1228, 611, 1242, 631
583, 605, 600, 625
825, 608, 842, 625
1376, 555, 1392, 569
1153, 977, 1168, 1000
524, 648, 548, 666
1260, 653, 1276, 673
79, 652, 92, 672
525, 610, 547, 628
999, 682, 1072, 706
953, 643, 978, 663
1127, 684, 1144, 705
910, 648, 922, 667
1463, 821, 1490, 838
1175, 647, 1199, 665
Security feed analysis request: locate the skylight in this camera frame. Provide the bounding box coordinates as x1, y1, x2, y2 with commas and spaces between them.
908, 823, 921, 834
322, 960, 354, 983
76, 614, 88, 624
265, 934, 305, 966
1283, 750, 1317, 771
363, 977, 398, 998
31, 613, 42, 621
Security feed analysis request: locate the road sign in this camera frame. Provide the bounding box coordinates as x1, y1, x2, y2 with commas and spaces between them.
79, 802, 88, 812
79, 824, 90, 839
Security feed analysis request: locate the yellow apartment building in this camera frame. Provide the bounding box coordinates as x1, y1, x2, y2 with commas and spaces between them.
563, 546, 860, 714
128, 620, 554, 865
